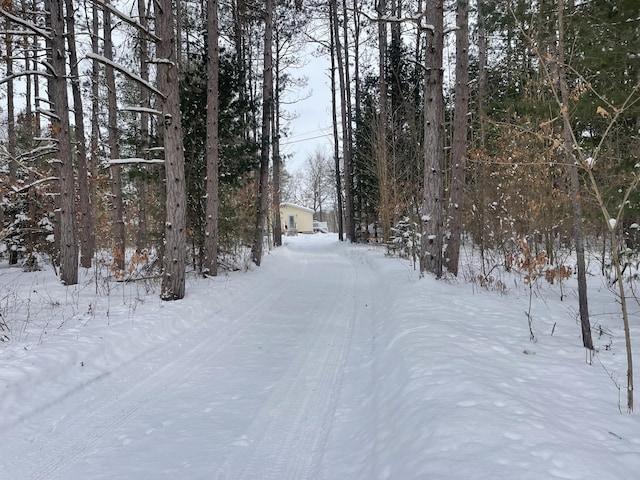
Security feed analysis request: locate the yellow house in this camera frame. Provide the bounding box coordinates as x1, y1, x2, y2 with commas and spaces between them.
280, 203, 314, 235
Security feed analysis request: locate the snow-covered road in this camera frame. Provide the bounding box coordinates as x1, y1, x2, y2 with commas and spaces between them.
1, 237, 385, 479
2, 234, 639, 479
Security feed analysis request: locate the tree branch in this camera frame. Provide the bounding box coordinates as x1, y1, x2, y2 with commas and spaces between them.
86, 52, 165, 99
89, 0, 160, 42
0, 7, 52, 39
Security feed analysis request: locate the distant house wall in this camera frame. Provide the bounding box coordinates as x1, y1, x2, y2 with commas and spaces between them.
280, 203, 314, 234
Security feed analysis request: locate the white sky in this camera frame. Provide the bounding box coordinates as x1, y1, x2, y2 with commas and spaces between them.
281, 35, 335, 174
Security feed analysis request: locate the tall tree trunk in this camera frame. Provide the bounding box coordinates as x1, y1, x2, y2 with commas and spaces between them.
90, 2, 100, 258
556, 0, 593, 351
156, 0, 187, 300
5, 18, 17, 264
136, 0, 150, 254
65, 0, 93, 268
341, 0, 355, 241
232, 0, 248, 138
330, 0, 354, 241
5, 26, 16, 187
376, 0, 390, 242
27, 2, 41, 256
329, 3, 344, 241
203, 0, 220, 276
47, 0, 78, 285
104, 3, 125, 272
272, 29, 282, 248
444, 0, 469, 276
420, 0, 444, 277
251, 0, 274, 266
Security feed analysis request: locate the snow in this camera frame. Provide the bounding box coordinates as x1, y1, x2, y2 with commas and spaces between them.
106, 158, 165, 165
1, 234, 639, 479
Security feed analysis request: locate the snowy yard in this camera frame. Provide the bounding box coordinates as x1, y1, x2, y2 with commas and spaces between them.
0, 234, 639, 479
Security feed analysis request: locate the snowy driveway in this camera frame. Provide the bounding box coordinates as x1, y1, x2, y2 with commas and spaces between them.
2, 234, 639, 479
0, 236, 385, 479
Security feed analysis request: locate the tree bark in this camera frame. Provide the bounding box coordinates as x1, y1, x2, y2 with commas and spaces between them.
47, 0, 78, 285
556, 0, 593, 350
104, 3, 125, 272
376, 0, 390, 242
89, 2, 100, 260
444, 0, 469, 276
420, 0, 444, 277
341, 0, 355, 241
136, 0, 150, 254
204, 0, 220, 275
65, 0, 94, 268
5, 17, 17, 264
329, 3, 344, 241
272, 35, 282, 248
156, 0, 187, 300
251, 0, 274, 266
330, 0, 354, 241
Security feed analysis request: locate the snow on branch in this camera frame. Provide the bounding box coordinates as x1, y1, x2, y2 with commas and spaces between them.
36, 108, 60, 121
0, 30, 38, 36
11, 176, 59, 194
0, 70, 46, 86
36, 96, 53, 106
86, 52, 165, 99
149, 58, 175, 66
121, 106, 163, 116
17, 145, 58, 161
105, 158, 165, 165
0, 7, 52, 39
90, 0, 160, 42
351, 8, 433, 31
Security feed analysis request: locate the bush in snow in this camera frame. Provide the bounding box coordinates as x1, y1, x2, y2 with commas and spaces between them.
387, 216, 421, 267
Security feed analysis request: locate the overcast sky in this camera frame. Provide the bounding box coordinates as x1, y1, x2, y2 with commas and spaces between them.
280, 35, 334, 174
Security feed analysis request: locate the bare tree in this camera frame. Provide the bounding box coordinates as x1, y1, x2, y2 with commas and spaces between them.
329, 1, 344, 240
330, 0, 354, 241
65, 0, 94, 268
444, 0, 469, 276
555, 0, 593, 352
4, 13, 17, 265
135, 0, 150, 254
46, 0, 78, 284
104, 2, 125, 272
251, 0, 274, 266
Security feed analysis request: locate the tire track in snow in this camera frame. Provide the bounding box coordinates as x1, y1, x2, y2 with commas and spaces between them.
213, 251, 358, 480
2, 269, 302, 480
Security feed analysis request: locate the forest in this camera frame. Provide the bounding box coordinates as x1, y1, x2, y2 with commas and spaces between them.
0, 1, 639, 409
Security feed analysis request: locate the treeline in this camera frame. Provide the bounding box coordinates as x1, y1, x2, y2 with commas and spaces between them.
0, 1, 638, 392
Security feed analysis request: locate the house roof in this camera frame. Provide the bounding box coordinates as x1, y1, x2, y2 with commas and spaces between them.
280, 202, 315, 214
